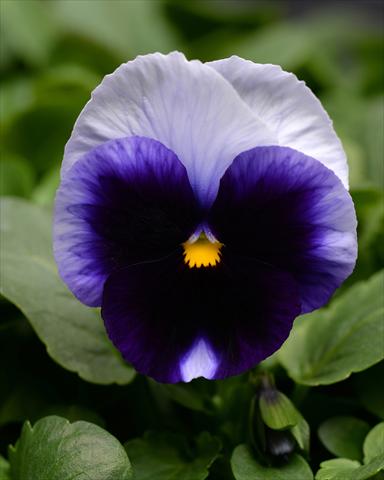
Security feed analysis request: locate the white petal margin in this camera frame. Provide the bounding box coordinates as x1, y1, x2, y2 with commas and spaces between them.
207, 56, 349, 189
62, 52, 276, 206
180, 338, 219, 382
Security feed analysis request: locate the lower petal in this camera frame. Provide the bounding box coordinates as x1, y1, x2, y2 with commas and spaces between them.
101, 251, 301, 383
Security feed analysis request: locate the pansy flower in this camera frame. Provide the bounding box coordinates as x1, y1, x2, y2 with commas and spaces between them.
54, 52, 357, 383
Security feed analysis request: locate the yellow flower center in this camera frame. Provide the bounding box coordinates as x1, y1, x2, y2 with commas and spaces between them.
183, 232, 223, 268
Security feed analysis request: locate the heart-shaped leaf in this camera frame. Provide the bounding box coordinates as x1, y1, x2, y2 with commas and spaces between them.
8, 416, 132, 480
318, 416, 370, 461
363, 422, 384, 464
231, 444, 313, 480
315, 459, 361, 480
125, 431, 221, 480
0, 198, 135, 385
315, 456, 384, 480
279, 271, 384, 385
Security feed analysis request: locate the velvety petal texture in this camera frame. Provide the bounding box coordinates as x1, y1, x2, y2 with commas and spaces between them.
101, 145, 356, 382
54, 52, 357, 383
54, 136, 200, 306
209, 146, 357, 314
208, 57, 349, 188
62, 52, 276, 206
102, 252, 301, 382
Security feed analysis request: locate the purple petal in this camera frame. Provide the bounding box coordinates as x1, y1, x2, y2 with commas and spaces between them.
54, 136, 200, 306
209, 146, 357, 313
101, 251, 301, 383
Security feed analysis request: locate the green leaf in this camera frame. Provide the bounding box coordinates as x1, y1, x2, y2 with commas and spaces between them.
279, 271, 384, 385
291, 414, 311, 454
364, 97, 384, 189
352, 188, 384, 281
343, 139, 366, 189
352, 458, 384, 480
0, 381, 49, 427
0, 197, 135, 385
259, 391, 300, 431
364, 423, 384, 464
0, 456, 10, 480
149, 381, 212, 413
125, 431, 221, 480
354, 363, 384, 419
214, 14, 370, 72
217, 22, 315, 70
52, 0, 180, 60
315, 426, 384, 480
35, 64, 100, 95
8, 416, 132, 480
316, 456, 384, 480
323, 93, 384, 190
167, 0, 279, 25
0, 154, 35, 198
31, 166, 60, 207
0, 79, 34, 126
215, 376, 254, 447
231, 444, 313, 480
2, 104, 80, 176
0, 0, 57, 66
318, 416, 370, 461
315, 459, 361, 480
40, 405, 106, 429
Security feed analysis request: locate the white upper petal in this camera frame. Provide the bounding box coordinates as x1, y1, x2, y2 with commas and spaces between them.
207, 56, 349, 188
63, 52, 276, 205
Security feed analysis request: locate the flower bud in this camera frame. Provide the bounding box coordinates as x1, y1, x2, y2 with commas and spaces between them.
249, 372, 310, 465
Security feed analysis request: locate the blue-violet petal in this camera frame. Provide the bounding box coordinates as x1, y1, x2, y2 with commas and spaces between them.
54, 136, 200, 306
209, 145, 357, 314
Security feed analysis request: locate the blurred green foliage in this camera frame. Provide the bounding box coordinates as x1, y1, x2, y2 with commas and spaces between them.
1, 0, 383, 201
0, 1, 383, 479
